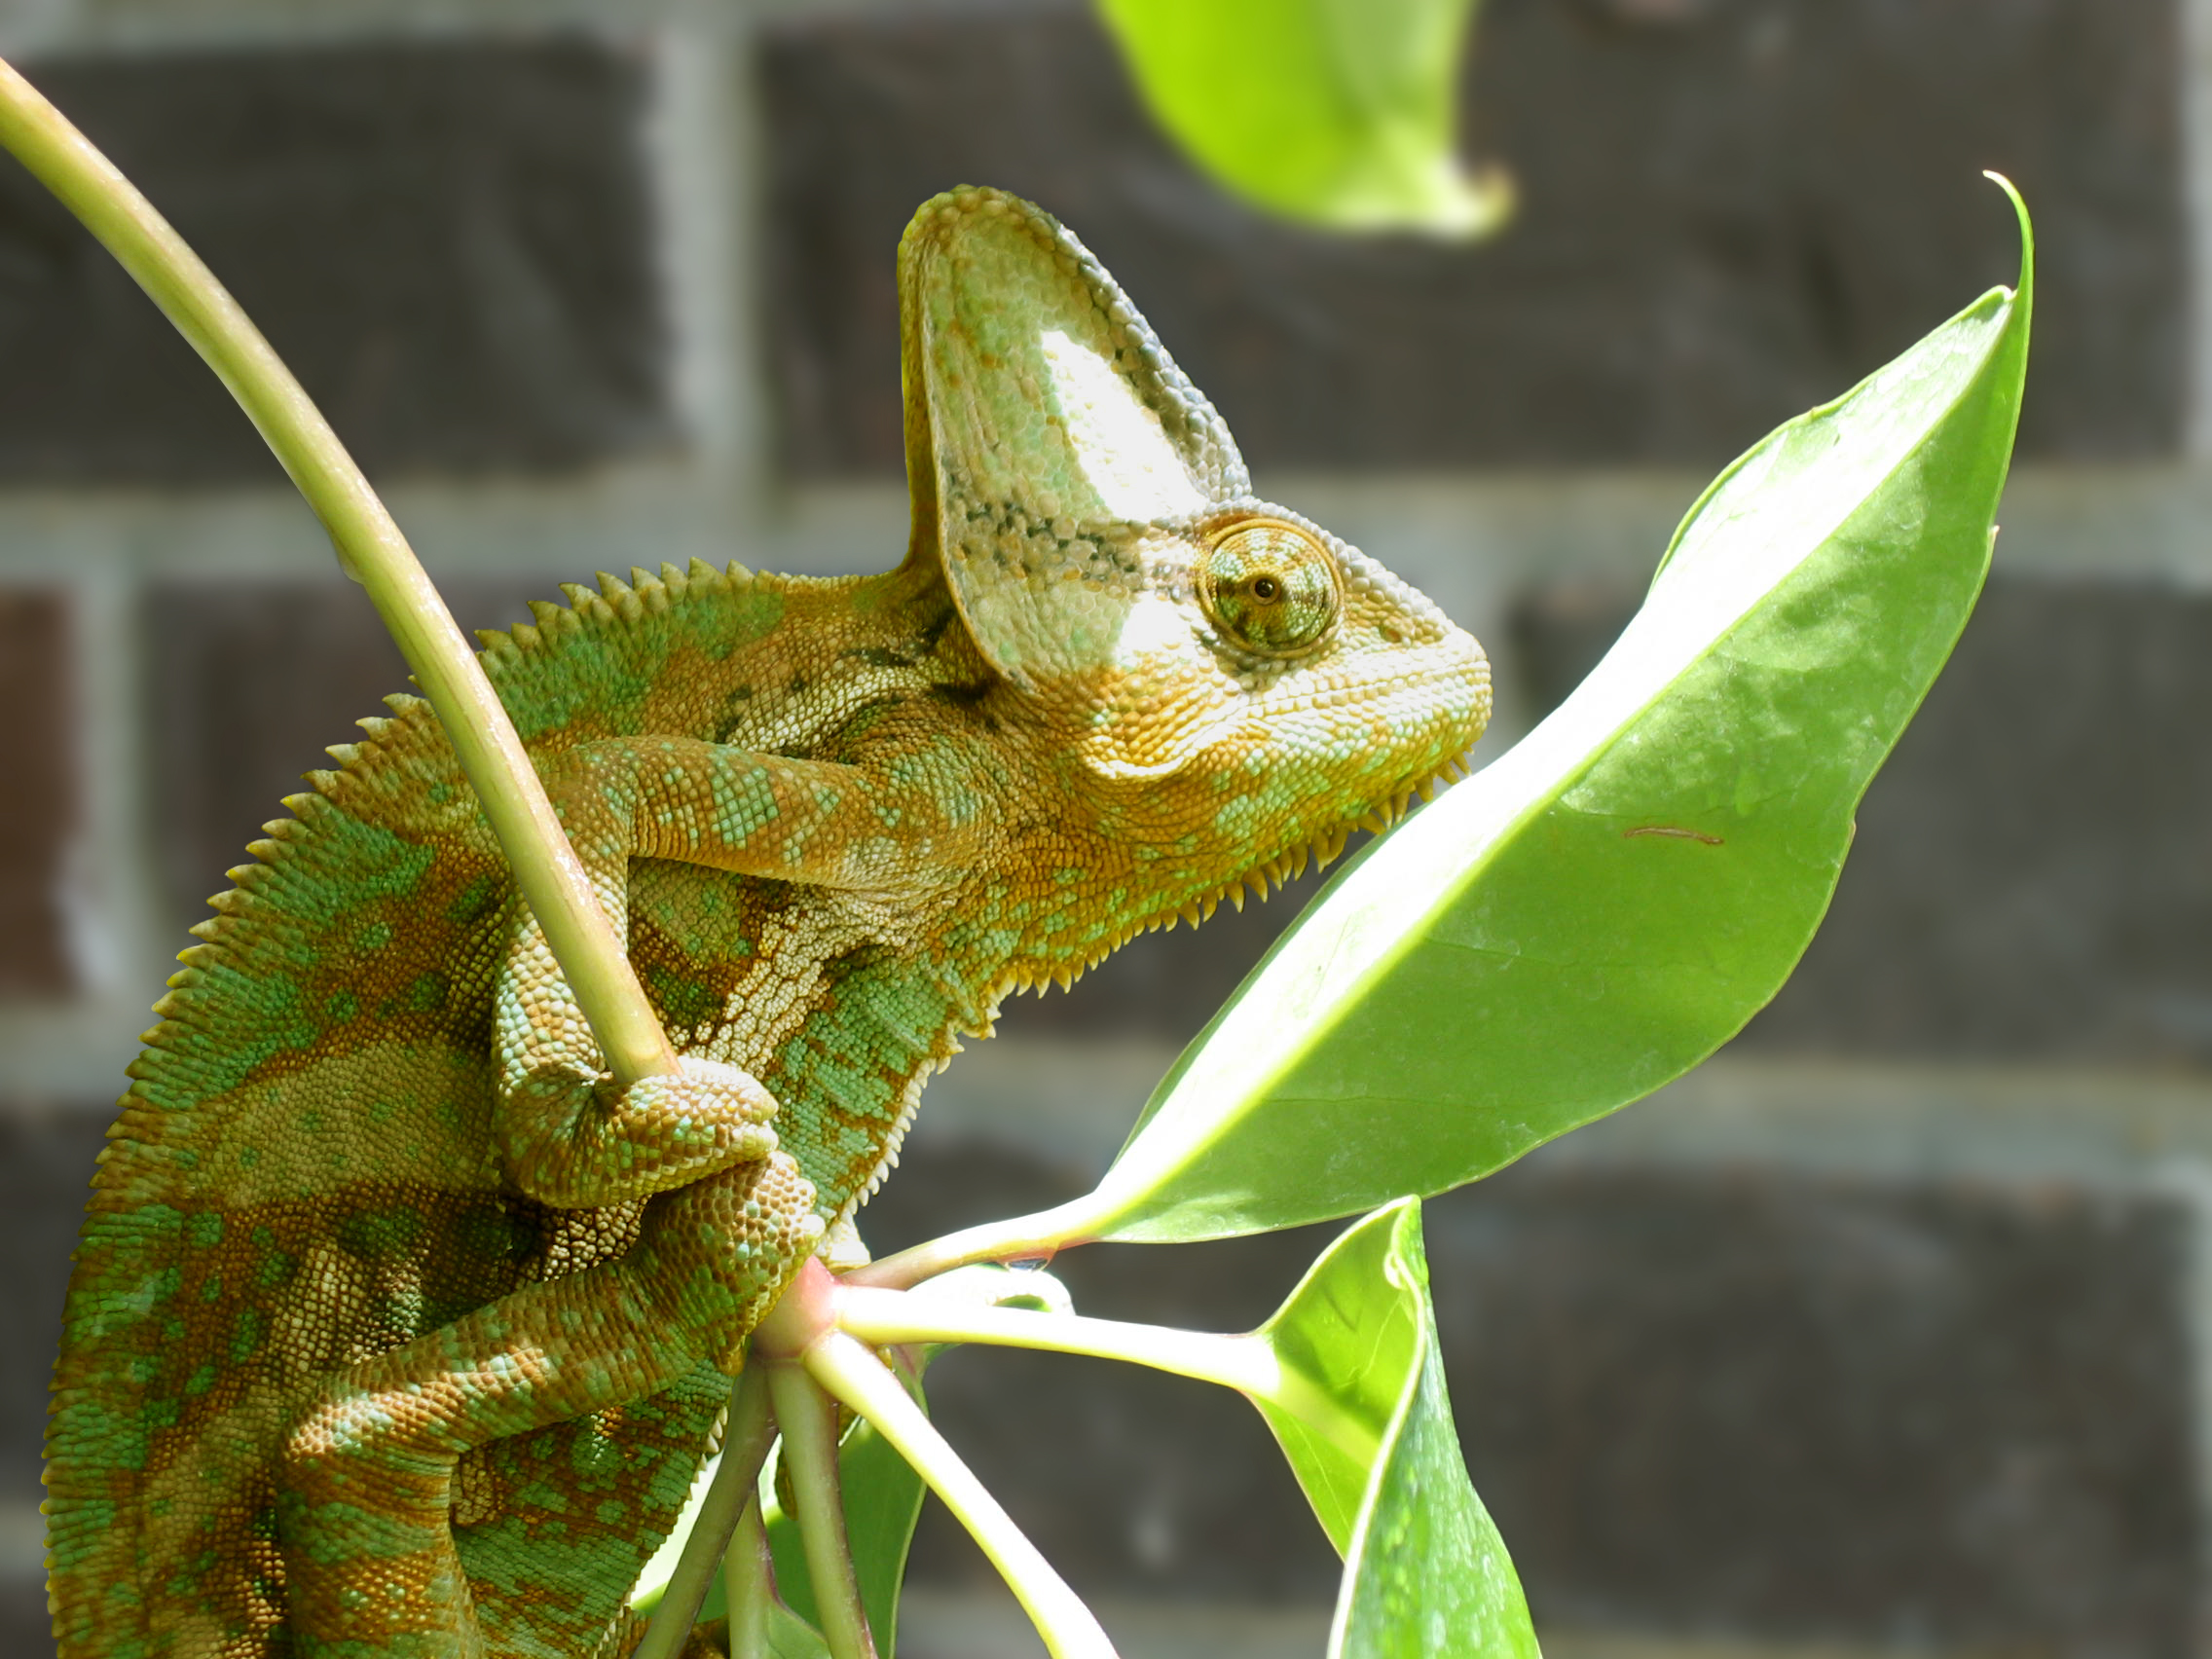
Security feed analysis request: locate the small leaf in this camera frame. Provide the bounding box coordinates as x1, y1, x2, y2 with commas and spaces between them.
755, 1601, 835, 1659
1252, 1199, 1536, 1659
1094, 0, 1510, 237
1078, 183, 2033, 1243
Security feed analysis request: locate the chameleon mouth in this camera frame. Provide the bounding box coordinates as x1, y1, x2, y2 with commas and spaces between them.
999, 746, 1479, 1003
1126, 741, 1480, 949
1199, 745, 1477, 918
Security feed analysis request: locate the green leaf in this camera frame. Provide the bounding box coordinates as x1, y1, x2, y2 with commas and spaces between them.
1252, 1199, 1536, 1659
1094, 0, 1510, 237
747, 1600, 835, 1659
751, 1358, 929, 1656
1079, 182, 2033, 1243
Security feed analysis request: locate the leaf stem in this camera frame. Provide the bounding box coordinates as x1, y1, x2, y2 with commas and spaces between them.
766, 1363, 879, 1659
634, 1368, 777, 1659
804, 1331, 1118, 1659
0, 55, 677, 1087
725, 1494, 776, 1659
840, 1199, 1107, 1292
836, 1289, 1379, 1466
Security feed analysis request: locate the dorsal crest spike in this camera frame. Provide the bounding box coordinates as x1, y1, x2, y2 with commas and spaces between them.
559, 583, 612, 623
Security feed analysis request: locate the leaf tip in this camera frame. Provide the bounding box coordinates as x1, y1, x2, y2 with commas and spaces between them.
1982, 169, 2034, 310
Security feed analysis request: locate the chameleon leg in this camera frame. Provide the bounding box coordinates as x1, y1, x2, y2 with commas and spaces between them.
276, 1152, 822, 1658
491, 739, 943, 1212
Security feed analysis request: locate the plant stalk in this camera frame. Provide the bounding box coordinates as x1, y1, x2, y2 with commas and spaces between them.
0, 55, 678, 1088
634, 1368, 778, 1659
836, 1289, 1380, 1465
765, 1363, 879, 1659
840, 1198, 1108, 1292
804, 1330, 1118, 1659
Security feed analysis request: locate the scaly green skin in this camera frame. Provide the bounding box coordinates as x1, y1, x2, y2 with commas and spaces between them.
46, 187, 1492, 1658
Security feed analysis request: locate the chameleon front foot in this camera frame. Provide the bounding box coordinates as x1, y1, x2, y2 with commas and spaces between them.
499, 1055, 783, 1208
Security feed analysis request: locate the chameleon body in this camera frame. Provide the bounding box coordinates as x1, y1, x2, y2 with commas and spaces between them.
45, 187, 1492, 1658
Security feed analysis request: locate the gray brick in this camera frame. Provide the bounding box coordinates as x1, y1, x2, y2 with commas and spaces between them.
144, 576, 578, 926
763, 0, 2178, 475
864, 1138, 2200, 1652
0, 591, 75, 998
1751, 576, 2212, 1064
1435, 1165, 2197, 1653
0, 40, 669, 484
0, 1106, 109, 1523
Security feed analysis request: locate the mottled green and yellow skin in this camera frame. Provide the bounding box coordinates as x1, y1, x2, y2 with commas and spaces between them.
46, 187, 1491, 1658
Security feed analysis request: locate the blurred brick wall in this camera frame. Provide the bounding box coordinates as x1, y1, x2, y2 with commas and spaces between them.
1, 4, 2206, 1657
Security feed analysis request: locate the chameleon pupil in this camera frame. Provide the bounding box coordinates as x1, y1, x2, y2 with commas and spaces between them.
1252, 576, 1280, 601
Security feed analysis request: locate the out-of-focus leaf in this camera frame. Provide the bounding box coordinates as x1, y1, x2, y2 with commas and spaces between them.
1073, 184, 2032, 1244
1251, 1199, 1536, 1658
1094, 0, 1510, 237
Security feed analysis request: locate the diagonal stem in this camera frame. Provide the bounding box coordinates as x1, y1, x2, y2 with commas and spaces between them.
804, 1330, 1118, 1659
766, 1362, 878, 1659
0, 55, 677, 1087
634, 1368, 778, 1659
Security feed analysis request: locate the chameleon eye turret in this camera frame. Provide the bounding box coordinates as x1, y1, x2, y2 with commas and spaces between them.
1198, 517, 1341, 657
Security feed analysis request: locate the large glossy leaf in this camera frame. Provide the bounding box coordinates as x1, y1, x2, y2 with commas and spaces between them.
1076, 187, 2032, 1243
1252, 1198, 1536, 1659
1094, 0, 1510, 237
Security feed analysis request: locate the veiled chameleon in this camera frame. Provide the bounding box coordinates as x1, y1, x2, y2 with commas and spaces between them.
46, 186, 1491, 1657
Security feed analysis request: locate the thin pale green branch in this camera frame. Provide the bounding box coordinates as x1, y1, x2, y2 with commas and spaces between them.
840, 1199, 1108, 1292
835, 1287, 1378, 1466
766, 1364, 878, 1659
804, 1330, 1118, 1659
634, 1369, 778, 1659
0, 54, 676, 1088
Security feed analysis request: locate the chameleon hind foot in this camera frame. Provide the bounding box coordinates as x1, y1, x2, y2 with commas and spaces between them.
275, 1152, 821, 1656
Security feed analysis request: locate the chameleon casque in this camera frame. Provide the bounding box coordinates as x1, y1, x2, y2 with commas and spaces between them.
45, 186, 1492, 1657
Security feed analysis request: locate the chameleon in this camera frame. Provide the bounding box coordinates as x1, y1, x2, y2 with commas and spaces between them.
44, 185, 1493, 1658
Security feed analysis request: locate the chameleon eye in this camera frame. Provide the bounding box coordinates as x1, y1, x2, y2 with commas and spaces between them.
1198, 520, 1340, 657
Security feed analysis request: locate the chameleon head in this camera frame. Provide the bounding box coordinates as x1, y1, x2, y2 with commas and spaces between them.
900, 186, 1491, 904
